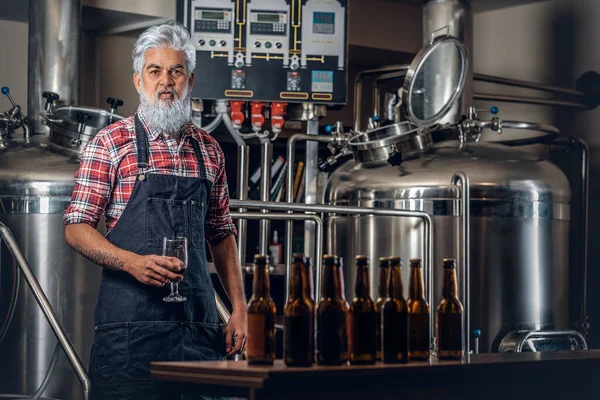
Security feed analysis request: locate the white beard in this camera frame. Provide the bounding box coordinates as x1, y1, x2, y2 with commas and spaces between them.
138, 82, 192, 137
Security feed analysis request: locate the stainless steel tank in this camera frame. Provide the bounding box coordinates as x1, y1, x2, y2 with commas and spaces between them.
324, 32, 573, 352
0, 137, 102, 399
324, 137, 571, 352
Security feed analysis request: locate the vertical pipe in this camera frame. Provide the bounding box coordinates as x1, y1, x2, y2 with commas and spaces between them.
236, 145, 249, 266
452, 171, 470, 356
259, 142, 272, 255
28, 0, 81, 134
304, 117, 320, 265
423, 0, 473, 124
577, 138, 589, 333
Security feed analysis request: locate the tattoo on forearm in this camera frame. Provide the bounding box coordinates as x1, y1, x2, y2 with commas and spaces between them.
72, 244, 125, 271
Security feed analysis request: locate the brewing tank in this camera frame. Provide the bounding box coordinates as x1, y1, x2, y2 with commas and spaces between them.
0, 137, 101, 400
324, 139, 571, 352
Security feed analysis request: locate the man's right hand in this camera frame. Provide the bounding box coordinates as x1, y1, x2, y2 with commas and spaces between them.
126, 255, 184, 287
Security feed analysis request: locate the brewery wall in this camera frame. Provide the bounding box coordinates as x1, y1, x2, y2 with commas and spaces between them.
470, 0, 600, 348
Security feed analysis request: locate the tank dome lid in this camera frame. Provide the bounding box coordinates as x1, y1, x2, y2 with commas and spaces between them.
400, 30, 468, 129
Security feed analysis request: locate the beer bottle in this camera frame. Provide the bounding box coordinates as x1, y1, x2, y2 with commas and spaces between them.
407, 258, 430, 360
304, 257, 316, 364
373, 257, 390, 361
247, 255, 276, 365
317, 254, 350, 365
382, 256, 409, 363
349, 255, 376, 365
436, 258, 464, 360
284, 253, 315, 366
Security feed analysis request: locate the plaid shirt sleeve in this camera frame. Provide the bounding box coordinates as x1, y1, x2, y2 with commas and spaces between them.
63, 135, 115, 228
205, 143, 237, 245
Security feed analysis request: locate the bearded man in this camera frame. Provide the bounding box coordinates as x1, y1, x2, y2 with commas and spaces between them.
63, 23, 246, 399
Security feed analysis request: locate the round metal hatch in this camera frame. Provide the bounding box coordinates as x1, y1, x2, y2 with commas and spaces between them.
401, 32, 468, 128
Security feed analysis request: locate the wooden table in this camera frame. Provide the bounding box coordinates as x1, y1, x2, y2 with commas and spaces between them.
151, 350, 600, 400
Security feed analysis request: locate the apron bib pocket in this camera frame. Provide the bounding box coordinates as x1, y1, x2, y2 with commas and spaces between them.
146, 197, 189, 247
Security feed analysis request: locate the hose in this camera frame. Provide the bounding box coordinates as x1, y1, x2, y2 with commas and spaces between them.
199, 113, 224, 134
0, 340, 62, 400
0, 256, 19, 345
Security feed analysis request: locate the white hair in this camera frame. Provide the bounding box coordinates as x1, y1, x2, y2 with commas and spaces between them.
132, 22, 196, 77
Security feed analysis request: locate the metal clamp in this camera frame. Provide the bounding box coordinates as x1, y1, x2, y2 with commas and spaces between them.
430, 25, 450, 44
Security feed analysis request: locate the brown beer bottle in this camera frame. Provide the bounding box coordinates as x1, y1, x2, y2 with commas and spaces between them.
247, 255, 276, 365
373, 257, 390, 361
304, 257, 316, 364
284, 254, 315, 366
382, 256, 409, 363
349, 255, 376, 365
436, 258, 464, 360
407, 258, 430, 360
317, 254, 350, 365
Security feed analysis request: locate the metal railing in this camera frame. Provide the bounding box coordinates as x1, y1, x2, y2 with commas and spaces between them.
0, 222, 90, 400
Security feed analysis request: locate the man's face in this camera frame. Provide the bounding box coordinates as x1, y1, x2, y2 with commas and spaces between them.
133, 47, 195, 106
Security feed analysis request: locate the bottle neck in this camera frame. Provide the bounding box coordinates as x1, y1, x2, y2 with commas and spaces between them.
289, 262, 303, 300
321, 264, 342, 300
302, 262, 314, 301
253, 264, 270, 298
377, 267, 389, 298
442, 267, 458, 299
388, 265, 403, 299
409, 266, 425, 300
354, 264, 370, 298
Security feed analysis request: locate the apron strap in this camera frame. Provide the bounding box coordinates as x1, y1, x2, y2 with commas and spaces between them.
134, 113, 150, 170
190, 137, 207, 179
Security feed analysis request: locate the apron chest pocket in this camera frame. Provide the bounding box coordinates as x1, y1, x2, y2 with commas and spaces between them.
190, 200, 205, 249
146, 197, 189, 248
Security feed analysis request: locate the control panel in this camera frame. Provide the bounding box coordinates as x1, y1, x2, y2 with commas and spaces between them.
179, 0, 348, 105
190, 1, 236, 65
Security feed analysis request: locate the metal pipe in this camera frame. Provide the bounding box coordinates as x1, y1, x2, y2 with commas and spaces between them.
259, 142, 272, 255
452, 172, 470, 357
231, 211, 323, 302
373, 71, 408, 119
354, 65, 410, 131
0, 222, 90, 399
236, 145, 249, 266
578, 138, 589, 333
285, 134, 336, 302
231, 199, 434, 349
304, 118, 320, 268
474, 73, 586, 98
28, 0, 81, 134
474, 93, 591, 109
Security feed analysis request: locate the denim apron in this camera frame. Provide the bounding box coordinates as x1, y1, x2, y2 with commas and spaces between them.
89, 114, 225, 399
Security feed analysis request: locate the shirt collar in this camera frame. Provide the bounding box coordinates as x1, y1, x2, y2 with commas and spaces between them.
136, 105, 197, 143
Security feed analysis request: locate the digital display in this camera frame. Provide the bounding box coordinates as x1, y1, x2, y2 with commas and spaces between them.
314, 12, 335, 25
257, 13, 280, 23
202, 11, 225, 20
313, 12, 335, 34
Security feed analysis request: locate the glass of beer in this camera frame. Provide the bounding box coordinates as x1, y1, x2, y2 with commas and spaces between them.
162, 237, 188, 303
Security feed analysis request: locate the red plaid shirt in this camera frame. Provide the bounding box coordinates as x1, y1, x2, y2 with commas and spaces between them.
63, 109, 237, 245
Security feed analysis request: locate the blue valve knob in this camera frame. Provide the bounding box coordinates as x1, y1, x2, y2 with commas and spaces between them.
1, 86, 9, 95
472, 329, 481, 339
325, 124, 333, 134
373, 115, 381, 122
490, 106, 499, 115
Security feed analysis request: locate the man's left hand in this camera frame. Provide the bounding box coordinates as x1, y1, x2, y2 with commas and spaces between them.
225, 308, 247, 356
